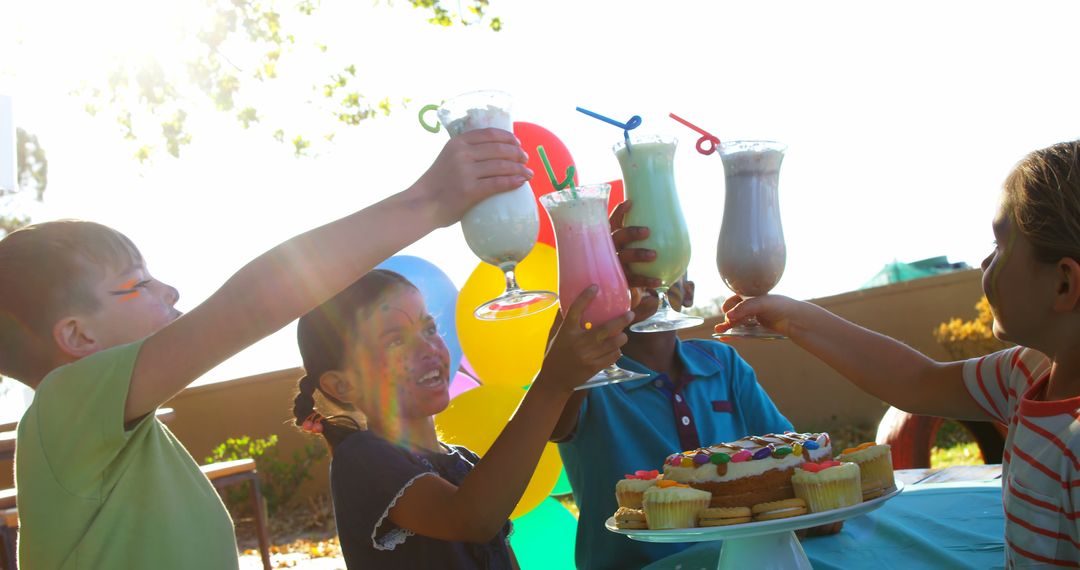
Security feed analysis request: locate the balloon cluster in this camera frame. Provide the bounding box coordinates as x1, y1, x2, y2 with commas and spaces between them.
382, 123, 625, 553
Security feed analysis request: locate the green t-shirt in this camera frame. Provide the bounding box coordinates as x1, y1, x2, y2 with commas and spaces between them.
16, 340, 239, 569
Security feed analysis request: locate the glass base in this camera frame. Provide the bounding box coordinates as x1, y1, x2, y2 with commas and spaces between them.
473, 289, 558, 321
630, 307, 704, 333
573, 365, 650, 391
713, 321, 787, 340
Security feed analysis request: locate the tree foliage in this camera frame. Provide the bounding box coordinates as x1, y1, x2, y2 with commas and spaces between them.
933, 296, 1010, 360
78, 0, 501, 162
0, 128, 48, 236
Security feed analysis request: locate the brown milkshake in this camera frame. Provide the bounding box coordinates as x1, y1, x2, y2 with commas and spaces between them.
716, 141, 787, 298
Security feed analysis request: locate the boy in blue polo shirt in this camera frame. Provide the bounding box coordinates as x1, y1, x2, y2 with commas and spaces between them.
552, 201, 793, 570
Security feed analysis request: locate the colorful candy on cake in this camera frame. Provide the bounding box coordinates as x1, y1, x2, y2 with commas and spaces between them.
662, 432, 833, 508
835, 442, 895, 500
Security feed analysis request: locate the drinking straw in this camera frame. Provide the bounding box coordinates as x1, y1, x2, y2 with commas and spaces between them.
669, 112, 721, 155
575, 106, 642, 152
418, 103, 442, 134
537, 145, 578, 197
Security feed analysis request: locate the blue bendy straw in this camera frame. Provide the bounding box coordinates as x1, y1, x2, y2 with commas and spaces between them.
575, 106, 642, 152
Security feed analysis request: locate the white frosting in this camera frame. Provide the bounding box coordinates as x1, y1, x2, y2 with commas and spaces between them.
791, 461, 860, 484
617, 478, 660, 493
643, 485, 712, 504
837, 444, 890, 463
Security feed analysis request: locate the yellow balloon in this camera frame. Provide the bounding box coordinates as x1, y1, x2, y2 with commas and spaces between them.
435, 385, 563, 519
456, 244, 559, 388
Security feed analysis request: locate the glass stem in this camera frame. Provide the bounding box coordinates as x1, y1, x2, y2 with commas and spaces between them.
655, 288, 673, 313
501, 264, 521, 294
740, 296, 759, 327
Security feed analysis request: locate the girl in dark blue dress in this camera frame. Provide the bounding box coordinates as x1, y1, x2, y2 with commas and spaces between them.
293, 269, 632, 569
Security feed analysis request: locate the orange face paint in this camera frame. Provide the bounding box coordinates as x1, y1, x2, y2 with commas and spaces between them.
109, 279, 142, 302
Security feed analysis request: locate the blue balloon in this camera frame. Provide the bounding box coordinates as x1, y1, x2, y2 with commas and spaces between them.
376, 256, 462, 375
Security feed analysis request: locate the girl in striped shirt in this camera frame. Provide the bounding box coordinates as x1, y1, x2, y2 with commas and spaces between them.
718, 139, 1080, 567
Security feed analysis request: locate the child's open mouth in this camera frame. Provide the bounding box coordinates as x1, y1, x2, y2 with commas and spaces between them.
415, 369, 446, 389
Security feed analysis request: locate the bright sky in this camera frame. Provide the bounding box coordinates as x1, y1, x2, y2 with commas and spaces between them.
2, 0, 1080, 393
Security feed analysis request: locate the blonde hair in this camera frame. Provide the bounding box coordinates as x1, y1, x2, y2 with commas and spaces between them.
1002, 140, 1080, 263
0, 220, 142, 384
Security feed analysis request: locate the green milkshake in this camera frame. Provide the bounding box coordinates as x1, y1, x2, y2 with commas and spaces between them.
615, 135, 692, 288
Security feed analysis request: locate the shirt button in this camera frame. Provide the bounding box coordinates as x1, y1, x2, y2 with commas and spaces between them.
654, 379, 664, 388
681, 416, 691, 426
675, 394, 683, 403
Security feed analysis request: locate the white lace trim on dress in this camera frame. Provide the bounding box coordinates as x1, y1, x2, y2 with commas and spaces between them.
371, 471, 438, 551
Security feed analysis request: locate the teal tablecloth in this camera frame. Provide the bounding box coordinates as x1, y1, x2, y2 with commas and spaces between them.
644, 480, 1005, 570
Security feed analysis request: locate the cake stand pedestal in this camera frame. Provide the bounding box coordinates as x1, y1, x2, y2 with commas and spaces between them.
607, 479, 904, 570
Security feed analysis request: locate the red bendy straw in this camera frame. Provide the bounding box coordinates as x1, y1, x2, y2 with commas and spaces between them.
669, 113, 721, 155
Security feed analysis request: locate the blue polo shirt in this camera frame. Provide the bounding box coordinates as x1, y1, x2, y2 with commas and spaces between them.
557, 338, 793, 570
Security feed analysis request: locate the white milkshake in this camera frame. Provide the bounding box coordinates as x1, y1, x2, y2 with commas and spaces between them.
435, 90, 556, 320
440, 101, 539, 269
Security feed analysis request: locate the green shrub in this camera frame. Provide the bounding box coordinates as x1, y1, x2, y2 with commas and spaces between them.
204, 434, 327, 517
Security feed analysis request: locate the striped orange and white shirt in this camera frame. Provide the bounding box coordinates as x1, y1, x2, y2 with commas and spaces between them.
964, 346, 1080, 567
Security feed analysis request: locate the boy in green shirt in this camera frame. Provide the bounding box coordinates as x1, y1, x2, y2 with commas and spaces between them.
0, 128, 532, 569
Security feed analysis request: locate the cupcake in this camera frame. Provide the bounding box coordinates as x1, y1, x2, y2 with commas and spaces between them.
836, 442, 895, 499
791, 461, 862, 513
616, 470, 662, 509
642, 480, 712, 529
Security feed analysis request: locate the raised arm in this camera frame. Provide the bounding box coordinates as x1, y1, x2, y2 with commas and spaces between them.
387, 289, 633, 543
719, 295, 989, 421
126, 129, 532, 422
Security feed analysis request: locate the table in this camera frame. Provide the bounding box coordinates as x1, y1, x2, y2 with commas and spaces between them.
642, 465, 1006, 570
0, 407, 176, 461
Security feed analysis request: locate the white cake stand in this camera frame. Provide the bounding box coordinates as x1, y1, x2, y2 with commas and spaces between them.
606, 479, 904, 570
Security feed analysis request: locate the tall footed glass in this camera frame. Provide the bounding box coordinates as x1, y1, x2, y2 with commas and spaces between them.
714, 141, 788, 340
614, 135, 704, 333
437, 90, 558, 320
540, 184, 648, 388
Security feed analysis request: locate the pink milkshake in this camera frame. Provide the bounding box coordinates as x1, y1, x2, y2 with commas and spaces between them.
540, 184, 647, 389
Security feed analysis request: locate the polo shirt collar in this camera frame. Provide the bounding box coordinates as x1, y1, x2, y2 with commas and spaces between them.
615, 338, 717, 391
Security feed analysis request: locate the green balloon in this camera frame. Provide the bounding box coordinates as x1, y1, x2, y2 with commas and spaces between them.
509, 497, 577, 569
550, 468, 573, 496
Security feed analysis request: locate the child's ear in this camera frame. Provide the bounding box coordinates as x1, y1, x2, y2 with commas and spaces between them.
318, 370, 355, 404
52, 317, 99, 359
1054, 257, 1080, 312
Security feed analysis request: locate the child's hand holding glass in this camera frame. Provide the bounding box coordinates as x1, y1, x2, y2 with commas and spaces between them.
535, 286, 635, 394
410, 127, 533, 228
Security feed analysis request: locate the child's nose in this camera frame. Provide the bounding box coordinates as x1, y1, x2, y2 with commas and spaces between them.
161, 282, 180, 306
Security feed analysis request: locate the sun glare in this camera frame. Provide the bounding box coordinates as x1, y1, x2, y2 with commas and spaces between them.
21, 1, 205, 81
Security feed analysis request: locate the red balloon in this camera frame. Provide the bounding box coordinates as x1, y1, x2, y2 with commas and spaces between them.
607, 179, 625, 216
514, 122, 578, 248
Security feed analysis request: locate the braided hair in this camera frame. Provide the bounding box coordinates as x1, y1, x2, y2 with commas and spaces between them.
293, 269, 416, 449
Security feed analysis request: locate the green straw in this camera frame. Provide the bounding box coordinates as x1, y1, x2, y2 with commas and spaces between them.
537, 145, 577, 198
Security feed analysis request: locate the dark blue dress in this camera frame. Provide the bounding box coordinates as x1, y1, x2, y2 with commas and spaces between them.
331, 430, 514, 569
